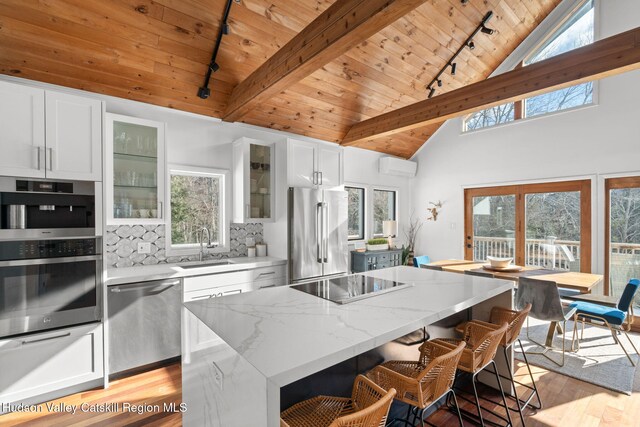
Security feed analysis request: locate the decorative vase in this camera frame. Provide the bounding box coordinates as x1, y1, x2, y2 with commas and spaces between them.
406, 250, 415, 266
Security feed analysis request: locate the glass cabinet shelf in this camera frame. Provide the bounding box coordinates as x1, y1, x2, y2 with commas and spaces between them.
106, 113, 165, 224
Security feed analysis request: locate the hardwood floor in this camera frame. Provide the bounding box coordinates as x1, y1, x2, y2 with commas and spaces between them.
1, 360, 639, 426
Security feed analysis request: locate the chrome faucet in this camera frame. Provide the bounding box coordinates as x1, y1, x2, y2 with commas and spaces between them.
199, 227, 217, 261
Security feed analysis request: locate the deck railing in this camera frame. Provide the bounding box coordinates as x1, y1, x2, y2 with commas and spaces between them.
473, 236, 640, 271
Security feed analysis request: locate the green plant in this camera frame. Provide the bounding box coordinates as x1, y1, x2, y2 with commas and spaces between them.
367, 238, 388, 245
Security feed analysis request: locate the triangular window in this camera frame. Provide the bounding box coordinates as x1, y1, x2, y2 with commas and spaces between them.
464, 0, 595, 132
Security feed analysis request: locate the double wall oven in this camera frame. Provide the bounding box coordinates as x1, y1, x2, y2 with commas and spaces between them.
0, 177, 102, 339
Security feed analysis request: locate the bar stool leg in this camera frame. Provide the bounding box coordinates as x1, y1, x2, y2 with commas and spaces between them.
471, 371, 486, 427
502, 346, 526, 426
449, 389, 464, 427
490, 360, 513, 427
517, 339, 542, 410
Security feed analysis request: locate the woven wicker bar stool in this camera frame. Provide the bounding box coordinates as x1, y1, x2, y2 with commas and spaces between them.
365, 340, 466, 427
455, 304, 540, 426
433, 322, 512, 427
280, 375, 396, 427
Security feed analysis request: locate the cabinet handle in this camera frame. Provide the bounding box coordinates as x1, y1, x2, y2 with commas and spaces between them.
319, 171, 323, 185
312, 172, 317, 185
35, 147, 42, 170
47, 147, 53, 171
259, 284, 276, 289
22, 332, 71, 345
190, 294, 212, 300
257, 271, 276, 277
159, 201, 163, 219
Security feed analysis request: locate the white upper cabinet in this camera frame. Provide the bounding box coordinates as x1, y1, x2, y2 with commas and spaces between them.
317, 144, 343, 189
105, 113, 166, 224
0, 80, 102, 181
45, 91, 102, 181
287, 139, 343, 189
233, 137, 276, 223
0, 80, 45, 178
287, 139, 316, 188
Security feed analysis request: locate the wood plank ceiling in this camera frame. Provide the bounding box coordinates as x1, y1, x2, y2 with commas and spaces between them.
0, 0, 562, 158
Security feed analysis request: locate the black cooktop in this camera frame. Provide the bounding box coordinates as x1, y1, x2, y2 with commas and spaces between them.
291, 275, 413, 304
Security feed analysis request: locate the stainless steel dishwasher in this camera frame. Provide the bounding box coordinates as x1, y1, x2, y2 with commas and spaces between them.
108, 278, 182, 375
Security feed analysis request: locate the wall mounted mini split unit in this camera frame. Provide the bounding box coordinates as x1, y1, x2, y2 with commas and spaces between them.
379, 156, 417, 177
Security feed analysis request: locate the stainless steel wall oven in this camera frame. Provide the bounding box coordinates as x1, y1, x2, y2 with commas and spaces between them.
0, 178, 102, 338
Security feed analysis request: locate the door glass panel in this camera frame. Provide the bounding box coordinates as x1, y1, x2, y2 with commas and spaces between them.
472, 195, 516, 261
609, 187, 640, 309
346, 187, 365, 240
249, 144, 271, 219
112, 120, 159, 219
525, 191, 581, 271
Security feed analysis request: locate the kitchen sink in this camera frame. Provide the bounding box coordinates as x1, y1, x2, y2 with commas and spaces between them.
179, 260, 233, 269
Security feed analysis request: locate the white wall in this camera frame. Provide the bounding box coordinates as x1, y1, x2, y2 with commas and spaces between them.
410, 0, 640, 274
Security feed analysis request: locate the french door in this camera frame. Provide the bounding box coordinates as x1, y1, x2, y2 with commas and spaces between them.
605, 177, 640, 319
464, 180, 591, 272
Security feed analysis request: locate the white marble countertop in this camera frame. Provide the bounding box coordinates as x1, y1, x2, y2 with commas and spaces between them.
184, 266, 513, 387
105, 256, 287, 286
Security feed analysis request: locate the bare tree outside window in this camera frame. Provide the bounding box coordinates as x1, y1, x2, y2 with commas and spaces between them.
346, 186, 365, 240
170, 173, 221, 246
373, 190, 396, 236
463, 0, 594, 132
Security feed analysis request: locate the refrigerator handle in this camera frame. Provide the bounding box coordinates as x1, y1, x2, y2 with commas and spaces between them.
316, 202, 323, 263
323, 202, 329, 263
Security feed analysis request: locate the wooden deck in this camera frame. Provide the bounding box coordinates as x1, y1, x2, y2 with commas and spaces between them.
1, 360, 638, 426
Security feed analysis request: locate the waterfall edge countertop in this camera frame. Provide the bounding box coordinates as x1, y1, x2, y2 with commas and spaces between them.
105, 256, 287, 286
184, 265, 514, 387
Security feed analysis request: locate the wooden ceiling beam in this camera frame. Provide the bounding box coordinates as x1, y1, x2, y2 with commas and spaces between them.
341, 26, 640, 146
222, 0, 428, 122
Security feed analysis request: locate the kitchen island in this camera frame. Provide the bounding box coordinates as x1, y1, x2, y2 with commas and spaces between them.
181, 266, 514, 427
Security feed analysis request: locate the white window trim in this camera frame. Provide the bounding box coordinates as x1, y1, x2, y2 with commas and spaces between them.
371, 186, 399, 239
461, 0, 599, 133
345, 184, 367, 241
165, 164, 231, 256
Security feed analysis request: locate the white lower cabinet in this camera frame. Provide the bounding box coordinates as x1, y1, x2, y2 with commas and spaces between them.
0, 323, 103, 405
182, 265, 287, 353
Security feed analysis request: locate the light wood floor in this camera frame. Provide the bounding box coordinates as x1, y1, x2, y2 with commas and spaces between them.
1, 361, 639, 426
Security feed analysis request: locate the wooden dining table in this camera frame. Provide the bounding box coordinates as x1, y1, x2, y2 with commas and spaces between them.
436, 261, 602, 294
428, 260, 605, 346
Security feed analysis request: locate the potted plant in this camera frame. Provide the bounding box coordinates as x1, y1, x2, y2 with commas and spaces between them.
366, 238, 389, 251
404, 213, 423, 266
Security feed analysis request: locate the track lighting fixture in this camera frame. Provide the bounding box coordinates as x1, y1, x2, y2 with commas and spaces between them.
424, 10, 494, 99
198, 0, 236, 99
481, 25, 495, 35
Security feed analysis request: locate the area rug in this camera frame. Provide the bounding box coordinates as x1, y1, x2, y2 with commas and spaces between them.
515, 318, 640, 394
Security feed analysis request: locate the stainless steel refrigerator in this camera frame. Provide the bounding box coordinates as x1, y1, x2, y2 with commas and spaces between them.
289, 187, 349, 283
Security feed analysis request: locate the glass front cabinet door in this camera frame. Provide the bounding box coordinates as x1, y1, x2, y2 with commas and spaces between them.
233, 138, 275, 223
105, 113, 166, 224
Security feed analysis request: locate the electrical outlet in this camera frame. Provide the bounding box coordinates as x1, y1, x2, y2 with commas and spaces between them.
138, 242, 152, 254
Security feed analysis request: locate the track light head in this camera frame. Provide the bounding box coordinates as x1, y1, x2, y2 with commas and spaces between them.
437, 79, 443, 87
460, 0, 468, 3
467, 41, 475, 50
450, 62, 457, 75
428, 86, 436, 98
481, 25, 495, 35
197, 86, 211, 99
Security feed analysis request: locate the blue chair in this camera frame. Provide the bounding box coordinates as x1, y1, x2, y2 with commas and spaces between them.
412, 255, 431, 268
569, 279, 640, 366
